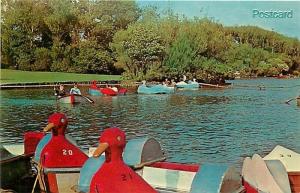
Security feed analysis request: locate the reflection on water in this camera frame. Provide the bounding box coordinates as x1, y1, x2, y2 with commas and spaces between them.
0, 78, 300, 167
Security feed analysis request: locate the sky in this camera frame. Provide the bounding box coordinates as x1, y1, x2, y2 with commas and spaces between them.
138, 1, 300, 39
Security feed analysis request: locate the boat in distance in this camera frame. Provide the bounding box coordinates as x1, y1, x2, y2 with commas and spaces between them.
88, 81, 127, 96
137, 84, 175, 94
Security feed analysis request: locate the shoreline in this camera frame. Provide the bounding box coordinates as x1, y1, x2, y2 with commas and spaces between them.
0, 81, 137, 89
1, 76, 298, 89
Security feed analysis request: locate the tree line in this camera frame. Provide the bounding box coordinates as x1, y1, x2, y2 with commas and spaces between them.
1, 0, 300, 82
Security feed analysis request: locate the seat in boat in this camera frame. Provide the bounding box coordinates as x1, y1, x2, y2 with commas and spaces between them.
141, 165, 196, 192
264, 145, 300, 173
263, 145, 300, 193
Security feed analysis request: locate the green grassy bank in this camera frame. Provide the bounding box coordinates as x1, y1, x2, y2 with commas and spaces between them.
0, 69, 121, 84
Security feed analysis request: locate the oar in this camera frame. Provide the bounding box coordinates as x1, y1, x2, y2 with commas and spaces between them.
82, 95, 94, 104
285, 98, 295, 104
199, 83, 226, 88
73, 94, 94, 104
31, 169, 39, 193
31, 163, 47, 193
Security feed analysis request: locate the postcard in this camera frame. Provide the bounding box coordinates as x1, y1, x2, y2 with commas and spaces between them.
1, 1, 299, 192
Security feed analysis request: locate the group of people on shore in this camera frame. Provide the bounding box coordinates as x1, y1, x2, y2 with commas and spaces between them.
54, 83, 81, 97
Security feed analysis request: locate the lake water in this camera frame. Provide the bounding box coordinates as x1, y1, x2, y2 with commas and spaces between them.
1, 78, 299, 167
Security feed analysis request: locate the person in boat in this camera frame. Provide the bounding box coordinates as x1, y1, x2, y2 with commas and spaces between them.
188, 78, 198, 84
177, 75, 188, 85
90, 80, 98, 89
70, 83, 81, 95
54, 84, 66, 97
111, 86, 118, 92
183, 75, 187, 82
164, 78, 170, 86
170, 79, 176, 87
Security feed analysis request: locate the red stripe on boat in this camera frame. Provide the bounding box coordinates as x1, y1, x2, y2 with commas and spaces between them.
47, 173, 59, 193
70, 95, 75, 104
149, 162, 200, 172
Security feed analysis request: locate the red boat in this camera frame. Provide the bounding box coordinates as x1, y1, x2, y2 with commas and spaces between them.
101, 87, 127, 96
242, 145, 300, 193
89, 81, 127, 96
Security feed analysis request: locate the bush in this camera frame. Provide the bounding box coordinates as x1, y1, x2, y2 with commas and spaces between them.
74, 41, 114, 74
51, 60, 71, 72
17, 53, 32, 71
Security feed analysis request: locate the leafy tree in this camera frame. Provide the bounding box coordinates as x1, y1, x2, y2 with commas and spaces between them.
73, 40, 113, 74
163, 33, 198, 76
112, 22, 165, 80
1, 0, 299, 81
1, 0, 51, 69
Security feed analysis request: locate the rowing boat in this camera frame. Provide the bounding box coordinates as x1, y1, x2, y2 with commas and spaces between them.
0, 145, 31, 188
57, 94, 94, 104
0, 132, 44, 189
